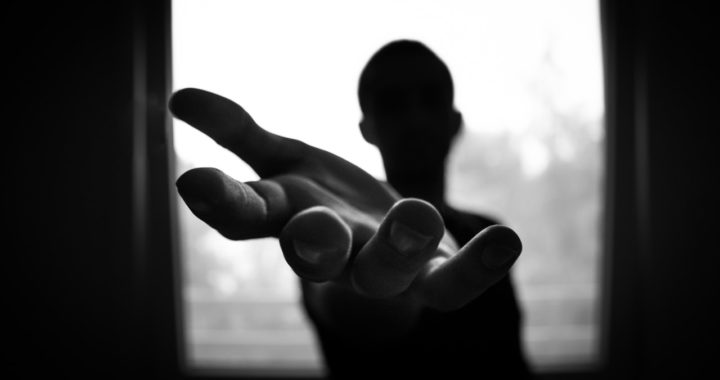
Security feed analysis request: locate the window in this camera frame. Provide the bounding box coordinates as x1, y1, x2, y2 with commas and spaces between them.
172, 0, 604, 375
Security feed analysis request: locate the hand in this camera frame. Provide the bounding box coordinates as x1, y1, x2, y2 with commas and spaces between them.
170, 88, 521, 327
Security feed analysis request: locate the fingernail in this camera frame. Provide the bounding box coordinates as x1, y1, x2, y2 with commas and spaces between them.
389, 221, 433, 254
482, 245, 520, 270
293, 240, 338, 264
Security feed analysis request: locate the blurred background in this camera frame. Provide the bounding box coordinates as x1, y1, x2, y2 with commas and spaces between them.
172, 0, 604, 374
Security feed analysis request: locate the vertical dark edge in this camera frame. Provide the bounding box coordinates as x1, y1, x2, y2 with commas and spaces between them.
597, 0, 612, 375
133, 0, 183, 377
598, 0, 644, 379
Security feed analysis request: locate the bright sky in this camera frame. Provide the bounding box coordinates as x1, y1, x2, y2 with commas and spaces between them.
172, 0, 603, 180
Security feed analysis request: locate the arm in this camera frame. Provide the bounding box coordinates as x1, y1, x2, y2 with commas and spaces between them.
170, 88, 522, 333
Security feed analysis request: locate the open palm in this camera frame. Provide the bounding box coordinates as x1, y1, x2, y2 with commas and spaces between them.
170, 88, 522, 328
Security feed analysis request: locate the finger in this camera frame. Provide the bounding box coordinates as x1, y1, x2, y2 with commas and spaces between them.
176, 167, 291, 239
414, 225, 522, 311
279, 206, 352, 282
169, 88, 309, 177
351, 198, 444, 298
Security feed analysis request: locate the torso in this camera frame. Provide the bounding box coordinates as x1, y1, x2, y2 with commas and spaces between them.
303, 205, 532, 379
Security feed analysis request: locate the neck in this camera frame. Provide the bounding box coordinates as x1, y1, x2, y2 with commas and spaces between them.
386, 168, 446, 210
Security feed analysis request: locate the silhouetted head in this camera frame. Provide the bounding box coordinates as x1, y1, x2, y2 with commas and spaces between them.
358, 40, 462, 183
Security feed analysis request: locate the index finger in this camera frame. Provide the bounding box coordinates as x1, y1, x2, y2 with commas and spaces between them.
169, 88, 309, 177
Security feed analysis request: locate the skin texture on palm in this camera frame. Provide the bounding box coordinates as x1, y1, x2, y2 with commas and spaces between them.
170, 88, 522, 335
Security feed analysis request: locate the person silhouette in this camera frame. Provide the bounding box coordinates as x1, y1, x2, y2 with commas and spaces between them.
170, 39, 531, 379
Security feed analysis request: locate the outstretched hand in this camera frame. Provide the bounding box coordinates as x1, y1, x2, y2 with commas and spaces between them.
170, 88, 521, 317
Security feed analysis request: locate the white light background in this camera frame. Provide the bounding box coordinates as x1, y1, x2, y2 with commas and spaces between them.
173, 0, 602, 182
173, 0, 604, 372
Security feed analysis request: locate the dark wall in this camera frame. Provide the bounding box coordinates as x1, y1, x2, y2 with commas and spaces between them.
603, 1, 719, 379
5, 1, 717, 379
635, 2, 718, 378
7, 2, 178, 378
